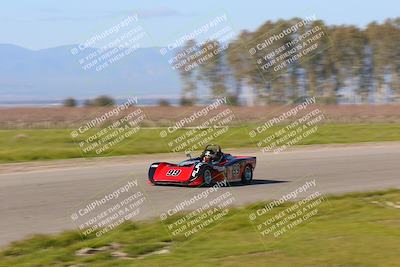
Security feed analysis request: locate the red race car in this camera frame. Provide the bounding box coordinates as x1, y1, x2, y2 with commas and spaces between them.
148, 144, 256, 186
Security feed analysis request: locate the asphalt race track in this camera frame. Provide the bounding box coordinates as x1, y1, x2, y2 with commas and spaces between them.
1, 142, 399, 247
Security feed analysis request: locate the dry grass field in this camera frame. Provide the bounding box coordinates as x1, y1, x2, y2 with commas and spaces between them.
1, 104, 400, 129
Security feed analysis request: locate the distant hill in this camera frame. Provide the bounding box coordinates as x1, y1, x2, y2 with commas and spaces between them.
0, 44, 181, 101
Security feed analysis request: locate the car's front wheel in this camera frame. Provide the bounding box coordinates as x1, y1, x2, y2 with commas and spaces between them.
203, 167, 213, 186
241, 165, 253, 184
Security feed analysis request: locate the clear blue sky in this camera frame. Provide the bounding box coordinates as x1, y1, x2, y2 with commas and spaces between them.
1, 0, 399, 50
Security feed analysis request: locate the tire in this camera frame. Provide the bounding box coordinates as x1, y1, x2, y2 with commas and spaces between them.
241, 165, 253, 184
202, 167, 213, 186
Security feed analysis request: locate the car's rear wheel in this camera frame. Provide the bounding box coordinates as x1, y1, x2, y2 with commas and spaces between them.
203, 167, 213, 186
241, 165, 253, 184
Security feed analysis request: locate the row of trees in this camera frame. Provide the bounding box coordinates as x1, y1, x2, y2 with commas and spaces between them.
63, 95, 115, 107
177, 18, 400, 105
63, 96, 172, 107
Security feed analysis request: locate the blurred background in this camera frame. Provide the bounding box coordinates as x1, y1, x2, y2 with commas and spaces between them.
1, 1, 400, 267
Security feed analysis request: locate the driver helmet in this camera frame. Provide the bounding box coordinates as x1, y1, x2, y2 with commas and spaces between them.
203, 150, 215, 163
